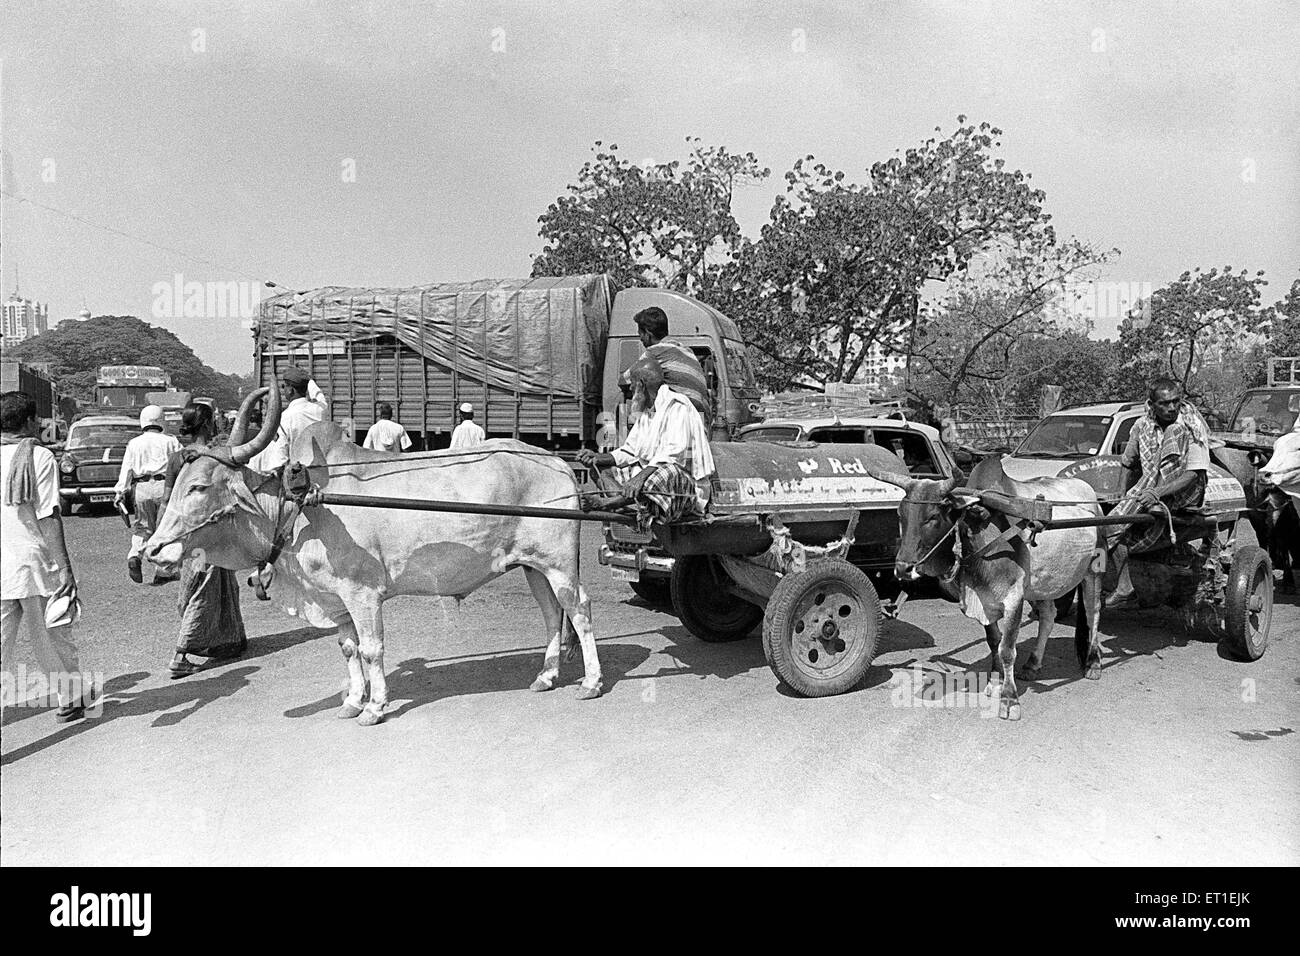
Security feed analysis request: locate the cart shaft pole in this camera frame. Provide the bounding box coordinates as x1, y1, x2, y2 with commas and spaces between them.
316, 492, 639, 526
1038, 514, 1156, 530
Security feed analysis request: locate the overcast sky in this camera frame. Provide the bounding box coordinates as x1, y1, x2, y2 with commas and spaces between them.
2, 0, 1297, 372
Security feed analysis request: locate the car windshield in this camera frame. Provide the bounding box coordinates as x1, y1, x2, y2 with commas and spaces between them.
1015, 415, 1111, 458
1230, 391, 1299, 437
67, 424, 138, 449
739, 426, 801, 442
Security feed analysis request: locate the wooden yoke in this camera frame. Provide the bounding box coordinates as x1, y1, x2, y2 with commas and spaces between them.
952, 486, 1056, 524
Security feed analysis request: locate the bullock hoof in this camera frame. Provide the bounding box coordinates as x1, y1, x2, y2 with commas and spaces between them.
1085, 662, 1102, 680
574, 682, 603, 701
529, 676, 555, 693
357, 708, 385, 727
337, 702, 364, 719
999, 698, 1022, 721
984, 680, 1001, 698
1017, 662, 1041, 682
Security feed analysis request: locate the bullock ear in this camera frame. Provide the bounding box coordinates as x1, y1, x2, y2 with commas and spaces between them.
948, 493, 981, 510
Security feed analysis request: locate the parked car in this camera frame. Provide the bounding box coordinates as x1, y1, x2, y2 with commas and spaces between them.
598, 415, 956, 606
1003, 401, 1248, 516
1001, 402, 1145, 498
57, 415, 140, 510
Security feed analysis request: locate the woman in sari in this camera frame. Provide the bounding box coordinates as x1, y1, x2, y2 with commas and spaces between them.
163, 402, 248, 678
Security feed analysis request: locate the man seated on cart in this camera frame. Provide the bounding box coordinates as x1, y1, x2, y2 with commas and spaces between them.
1104, 377, 1213, 607
577, 354, 715, 523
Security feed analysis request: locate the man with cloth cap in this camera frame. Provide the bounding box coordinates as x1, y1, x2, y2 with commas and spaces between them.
115, 404, 181, 583
578, 353, 714, 521
449, 402, 486, 449
251, 365, 328, 473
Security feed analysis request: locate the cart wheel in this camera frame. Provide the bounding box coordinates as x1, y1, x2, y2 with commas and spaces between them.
1224, 545, 1272, 661
763, 558, 880, 697
629, 574, 673, 609
670, 554, 763, 642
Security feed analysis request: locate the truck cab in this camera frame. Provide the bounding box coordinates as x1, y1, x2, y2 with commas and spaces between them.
95, 365, 171, 411
600, 288, 761, 445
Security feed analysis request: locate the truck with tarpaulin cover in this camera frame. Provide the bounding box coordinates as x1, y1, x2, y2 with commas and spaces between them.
251, 274, 762, 456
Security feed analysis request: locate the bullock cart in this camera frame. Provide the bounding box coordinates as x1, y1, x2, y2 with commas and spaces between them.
307, 442, 917, 699
958, 483, 1274, 661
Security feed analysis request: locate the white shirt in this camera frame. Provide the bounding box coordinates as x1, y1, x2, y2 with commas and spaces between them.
1, 443, 62, 599
255, 395, 326, 473
363, 419, 412, 452
449, 419, 486, 449
115, 430, 182, 492
611, 385, 715, 511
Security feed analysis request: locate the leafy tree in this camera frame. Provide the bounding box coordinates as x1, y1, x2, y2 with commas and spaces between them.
1118, 266, 1268, 397
907, 236, 1114, 412
1009, 334, 1142, 411
1266, 277, 1300, 356
717, 118, 1059, 389
531, 139, 769, 295
8, 315, 250, 410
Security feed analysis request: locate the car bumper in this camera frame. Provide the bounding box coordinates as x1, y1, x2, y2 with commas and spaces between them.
60, 486, 118, 499
597, 543, 675, 575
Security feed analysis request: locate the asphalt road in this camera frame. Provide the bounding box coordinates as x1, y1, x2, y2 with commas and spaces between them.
2, 509, 1297, 865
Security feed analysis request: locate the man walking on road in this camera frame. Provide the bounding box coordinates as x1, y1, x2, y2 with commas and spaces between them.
363, 403, 411, 453
449, 402, 485, 449
115, 405, 180, 584
1, 391, 87, 723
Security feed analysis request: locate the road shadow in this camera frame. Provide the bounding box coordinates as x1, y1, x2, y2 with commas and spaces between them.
0, 667, 259, 767
0, 626, 320, 765
286, 639, 655, 721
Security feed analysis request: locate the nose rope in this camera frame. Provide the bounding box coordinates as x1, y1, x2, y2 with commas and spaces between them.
903, 517, 960, 573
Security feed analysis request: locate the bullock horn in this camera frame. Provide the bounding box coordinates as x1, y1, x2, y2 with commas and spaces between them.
230, 385, 281, 465
227, 389, 264, 446
864, 465, 917, 493
938, 476, 960, 495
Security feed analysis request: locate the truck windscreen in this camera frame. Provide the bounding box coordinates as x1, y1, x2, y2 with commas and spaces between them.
1231, 391, 1299, 437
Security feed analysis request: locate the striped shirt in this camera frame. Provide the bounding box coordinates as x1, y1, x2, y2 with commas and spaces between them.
644, 342, 712, 427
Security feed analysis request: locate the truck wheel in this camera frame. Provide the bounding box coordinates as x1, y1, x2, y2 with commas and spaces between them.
763, 558, 880, 697
1224, 545, 1272, 661
670, 554, 762, 642
629, 574, 673, 609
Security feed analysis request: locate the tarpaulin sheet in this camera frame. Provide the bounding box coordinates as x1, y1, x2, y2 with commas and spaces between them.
256, 274, 615, 401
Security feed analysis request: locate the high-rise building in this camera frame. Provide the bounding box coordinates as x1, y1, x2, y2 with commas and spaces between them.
2, 293, 50, 349
859, 341, 907, 390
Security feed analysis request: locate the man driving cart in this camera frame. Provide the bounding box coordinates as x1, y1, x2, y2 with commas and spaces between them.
1104, 377, 1214, 608
577, 354, 714, 522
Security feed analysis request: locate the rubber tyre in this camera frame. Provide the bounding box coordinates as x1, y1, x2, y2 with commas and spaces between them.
670, 554, 763, 642
762, 558, 881, 698
629, 574, 673, 609
1224, 545, 1272, 661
